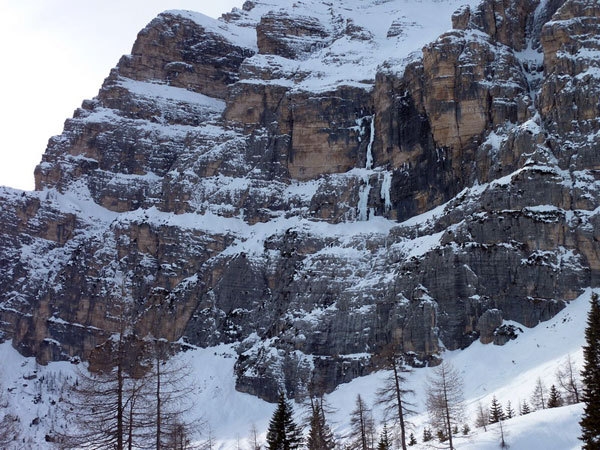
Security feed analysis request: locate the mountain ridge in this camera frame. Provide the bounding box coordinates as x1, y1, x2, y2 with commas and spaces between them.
0, 0, 599, 403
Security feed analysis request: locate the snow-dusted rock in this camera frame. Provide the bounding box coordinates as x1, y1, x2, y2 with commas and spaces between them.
2, 0, 600, 403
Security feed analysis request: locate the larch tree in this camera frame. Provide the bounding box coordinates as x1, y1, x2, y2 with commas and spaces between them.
0, 379, 19, 447
555, 354, 581, 405
57, 332, 144, 450
580, 292, 600, 449
474, 402, 489, 431
266, 393, 303, 450
348, 394, 374, 450
142, 338, 199, 450
375, 354, 414, 450
531, 377, 547, 411
248, 423, 262, 450
425, 360, 465, 450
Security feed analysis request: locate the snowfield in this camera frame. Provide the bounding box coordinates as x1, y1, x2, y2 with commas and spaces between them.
0, 289, 591, 449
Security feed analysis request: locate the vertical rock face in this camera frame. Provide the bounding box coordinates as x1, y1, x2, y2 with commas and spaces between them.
2, 0, 600, 402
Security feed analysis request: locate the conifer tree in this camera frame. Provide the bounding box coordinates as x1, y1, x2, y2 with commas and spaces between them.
425, 361, 464, 450
520, 399, 531, 416
376, 354, 414, 450
580, 293, 600, 449
488, 396, 504, 424
266, 393, 303, 450
348, 394, 374, 450
531, 377, 547, 410
556, 354, 581, 405
505, 401, 515, 419
376, 424, 392, 450
475, 402, 488, 431
422, 428, 432, 442
306, 397, 335, 450
547, 384, 563, 408
408, 432, 417, 446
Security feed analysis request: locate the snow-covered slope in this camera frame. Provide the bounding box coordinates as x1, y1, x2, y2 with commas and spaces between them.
1, 0, 600, 441
1, 289, 592, 448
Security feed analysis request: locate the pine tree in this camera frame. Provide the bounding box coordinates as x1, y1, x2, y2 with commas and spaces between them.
520, 399, 531, 416
307, 397, 335, 450
505, 401, 515, 419
547, 384, 563, 408
266, 393, 303, 450
376, 424, 392, 450
462, 424, 470, 435
488, 396, 504, 424
408, 433, 417, 446
422, 428, 432, 442
580, 293, 600, 449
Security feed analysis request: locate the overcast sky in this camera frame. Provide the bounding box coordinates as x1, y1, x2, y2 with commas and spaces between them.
0, 1, 243, 190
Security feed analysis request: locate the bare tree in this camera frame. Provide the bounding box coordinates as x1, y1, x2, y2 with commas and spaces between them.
530, 377, 547, 411
142, 338, 200, 449
248, 423, 262, 450
348, 394, 374, 450
376, 355, 414, 450
474, 402, 489, 431
496, 418, 508, 449
425, 361, 465, 450
0, 379, 20, 448
555, 354, 581, 404
57, 332, 145, 450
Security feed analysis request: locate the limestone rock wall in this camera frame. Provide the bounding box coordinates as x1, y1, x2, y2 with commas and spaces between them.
2, 0, 600, 403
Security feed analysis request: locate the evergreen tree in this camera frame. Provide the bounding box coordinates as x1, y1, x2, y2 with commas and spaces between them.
307, 397, 335, 450
580, 293, 600, 449
520, 399, 531, 416
422, 428, 432, 442
408, 433, 417, 446
436, 429, 448, 443
547, 384, 563, 408
266, 393, 303, 450
505, 401, 515, 419
488, 396, 504, 424
376, 424, 392, 450
462, 424, 470, 435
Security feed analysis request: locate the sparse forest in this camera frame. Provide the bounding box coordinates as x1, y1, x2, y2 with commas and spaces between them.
0, 295, 595, 449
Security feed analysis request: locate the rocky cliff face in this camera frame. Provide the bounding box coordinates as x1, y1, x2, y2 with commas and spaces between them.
1, 0, 599, 402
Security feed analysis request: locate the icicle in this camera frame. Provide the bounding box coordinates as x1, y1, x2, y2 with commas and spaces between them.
358, 182, 371, 221
380, 171, 392, 212
366, 115, 375, 170
358, 114, 376, 221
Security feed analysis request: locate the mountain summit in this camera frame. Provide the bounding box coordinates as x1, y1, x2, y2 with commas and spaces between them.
1, 0, 599, 402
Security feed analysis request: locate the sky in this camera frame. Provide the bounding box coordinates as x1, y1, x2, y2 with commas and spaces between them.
0, 0, 243, 191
